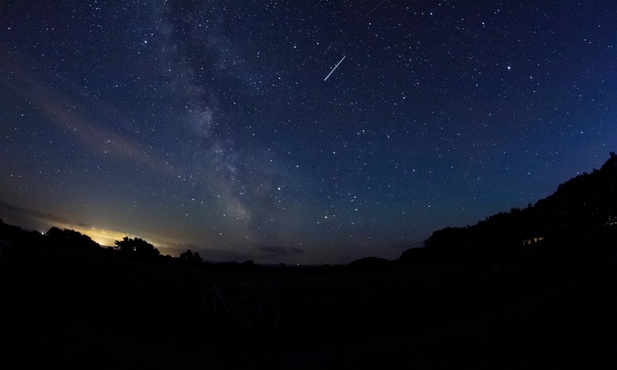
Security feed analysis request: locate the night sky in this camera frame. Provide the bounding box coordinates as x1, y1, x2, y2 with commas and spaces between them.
1, 1, 615, 264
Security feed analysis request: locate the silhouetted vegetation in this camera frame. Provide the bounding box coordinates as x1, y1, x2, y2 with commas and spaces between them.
0, 218, 47, 246
1, 154, 617, 369
180, 249, 202, 264
399, 152, 617, 263
47, 226, 101, 251
115, 236, 161, 260
348, 256, 390, 269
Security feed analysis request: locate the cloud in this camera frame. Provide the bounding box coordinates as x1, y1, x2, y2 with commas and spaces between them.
0, 55, 179, 178
0, 199, 136, 246
0, 199, 71, 231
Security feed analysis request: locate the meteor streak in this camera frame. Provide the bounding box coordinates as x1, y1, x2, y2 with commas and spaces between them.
324, 55, 346, 81
357, 0, 387, 22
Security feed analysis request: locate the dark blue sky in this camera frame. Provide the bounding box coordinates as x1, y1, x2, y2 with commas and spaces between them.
1, 0, 615, 264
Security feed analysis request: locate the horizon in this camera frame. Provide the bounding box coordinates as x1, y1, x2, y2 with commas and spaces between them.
1, 1, 616, 265
1, 151, 614, 265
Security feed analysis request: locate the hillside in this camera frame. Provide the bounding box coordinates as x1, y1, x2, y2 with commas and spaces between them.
1, 155, 616, 369
409, 152, 617, 260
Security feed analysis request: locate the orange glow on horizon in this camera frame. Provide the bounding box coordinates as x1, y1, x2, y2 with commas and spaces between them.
50, 223, 136, 247
60, 224, 177, 256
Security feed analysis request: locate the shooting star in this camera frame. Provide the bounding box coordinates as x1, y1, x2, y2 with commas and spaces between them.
357, 0, 387, 22
324, 55, 346, 81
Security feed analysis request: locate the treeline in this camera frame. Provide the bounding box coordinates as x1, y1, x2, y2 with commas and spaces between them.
348, 153, 617, 269
399, 152, 617, 263
2, 153, 617, 269
0, 220, 205, 265
0, 219, 265, 271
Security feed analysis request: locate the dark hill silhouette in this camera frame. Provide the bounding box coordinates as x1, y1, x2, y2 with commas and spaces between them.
3, 153, 617, 269
0, 218, 47, 246
348, 256, 390, 269
401, 152, 617, 262
47, 226, 101, 251
1, 150, 617, 370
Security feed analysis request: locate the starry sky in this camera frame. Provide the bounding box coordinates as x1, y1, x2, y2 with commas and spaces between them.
1, 0, 616, 264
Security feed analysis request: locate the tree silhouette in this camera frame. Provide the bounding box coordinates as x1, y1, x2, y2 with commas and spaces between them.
414, 152, 617, 261
47, 227, 100, 251
115, 237, 160, 260
179, 249, 202, 264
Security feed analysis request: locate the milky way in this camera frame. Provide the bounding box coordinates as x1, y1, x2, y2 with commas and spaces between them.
0, 1, 615, 264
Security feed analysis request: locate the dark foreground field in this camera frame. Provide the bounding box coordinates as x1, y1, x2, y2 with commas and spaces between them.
1, 241, 616, 369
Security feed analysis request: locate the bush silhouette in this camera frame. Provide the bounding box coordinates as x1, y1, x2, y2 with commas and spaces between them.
180, 249, 202, 265
47, 227, 100, 251
115, 237, 160, 260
